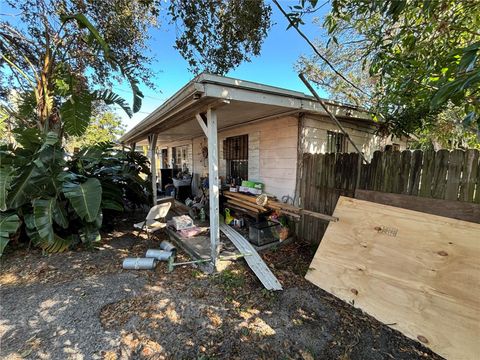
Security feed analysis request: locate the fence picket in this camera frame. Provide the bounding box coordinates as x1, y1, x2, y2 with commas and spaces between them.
299, 148, 479, 244
445, 149, 464, 201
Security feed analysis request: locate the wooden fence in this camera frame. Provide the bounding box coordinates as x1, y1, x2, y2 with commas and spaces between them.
298, 149, 480, 243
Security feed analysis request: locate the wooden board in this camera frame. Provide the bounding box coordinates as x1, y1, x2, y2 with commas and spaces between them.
355, 189, 480, 224
306, 197, 480, 360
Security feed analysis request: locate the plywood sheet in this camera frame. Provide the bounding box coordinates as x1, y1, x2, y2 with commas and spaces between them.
306, 196, 480, 360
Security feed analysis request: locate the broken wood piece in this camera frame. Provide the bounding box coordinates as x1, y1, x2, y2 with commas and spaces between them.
220, 223, 282, 291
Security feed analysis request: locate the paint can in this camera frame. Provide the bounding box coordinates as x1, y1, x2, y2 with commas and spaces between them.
145, 249, 173, 261
159, 240, 176, 252
122, 257, 157, 270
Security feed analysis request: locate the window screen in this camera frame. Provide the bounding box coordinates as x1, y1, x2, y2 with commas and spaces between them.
327, 131, 348, 153
224, 135, 248, 180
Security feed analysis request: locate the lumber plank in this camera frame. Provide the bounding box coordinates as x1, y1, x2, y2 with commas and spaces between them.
226, 200, 260, 213
306, 197, 480, 360
224, 194, 267, 211
355, 189, 480, 224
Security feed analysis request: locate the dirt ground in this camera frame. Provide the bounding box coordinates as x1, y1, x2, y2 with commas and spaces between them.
0, 217, 443, 360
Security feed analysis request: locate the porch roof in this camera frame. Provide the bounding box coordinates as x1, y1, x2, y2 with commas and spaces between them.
119, 73, 371, 145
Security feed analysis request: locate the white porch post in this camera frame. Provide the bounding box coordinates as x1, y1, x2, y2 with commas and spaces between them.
207, 108, 220, 267
148, 133, 158, 205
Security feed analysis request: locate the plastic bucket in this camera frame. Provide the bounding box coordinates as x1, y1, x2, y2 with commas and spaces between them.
122, 257, 157, 270
145, 249, 173, 261
159, 240, 176, 252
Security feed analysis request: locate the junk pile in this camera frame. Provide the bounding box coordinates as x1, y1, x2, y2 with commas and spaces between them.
122, 240, 176, 270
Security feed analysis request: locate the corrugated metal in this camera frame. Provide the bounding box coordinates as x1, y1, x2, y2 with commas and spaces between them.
220, 224, 282, 291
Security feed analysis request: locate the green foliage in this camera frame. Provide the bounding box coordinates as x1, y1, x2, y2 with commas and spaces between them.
409, 104, 480, 151
292, 0, 479, 138
169, 0, 272, 74
0, 213, 20, 255
66, 112, 125, 151
0, 131, 151, 255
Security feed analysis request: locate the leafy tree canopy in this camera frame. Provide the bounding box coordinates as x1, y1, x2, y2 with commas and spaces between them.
66, 112, 125, 151
290, 0, 479, 140
1, 0, 272, 139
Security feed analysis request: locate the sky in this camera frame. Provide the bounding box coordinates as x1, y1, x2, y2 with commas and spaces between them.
0, 0, 331, 132
115, 1, 331, 131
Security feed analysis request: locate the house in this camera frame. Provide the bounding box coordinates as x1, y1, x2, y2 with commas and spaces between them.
120, 73, 407, 203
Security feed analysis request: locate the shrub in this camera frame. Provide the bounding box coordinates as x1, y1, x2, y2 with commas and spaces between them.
0, 130, 151, 255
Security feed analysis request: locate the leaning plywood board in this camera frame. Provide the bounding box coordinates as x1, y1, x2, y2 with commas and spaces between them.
306, 196, 480, 360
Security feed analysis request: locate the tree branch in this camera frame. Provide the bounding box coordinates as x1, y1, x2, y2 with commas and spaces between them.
272, 0, 370, 98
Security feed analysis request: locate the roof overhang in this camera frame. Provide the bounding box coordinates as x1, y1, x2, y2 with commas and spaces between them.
120, 73, 372, 145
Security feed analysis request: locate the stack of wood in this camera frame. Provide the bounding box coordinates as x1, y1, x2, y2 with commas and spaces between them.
224, 191, 267, 214
223, 191, 337, 222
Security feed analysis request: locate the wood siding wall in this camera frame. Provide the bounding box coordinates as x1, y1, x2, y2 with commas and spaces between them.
301, 116, 408, 160
299, 149, 480, 244
192, 116, 298, 199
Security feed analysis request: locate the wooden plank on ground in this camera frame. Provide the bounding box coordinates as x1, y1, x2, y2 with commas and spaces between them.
305, 197, 480, 360
220, 224, 282, 291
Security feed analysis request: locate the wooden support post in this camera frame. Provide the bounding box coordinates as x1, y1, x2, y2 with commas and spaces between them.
195, 113, 208, 137
148, 134, 158, 205
207, 107, 220, 268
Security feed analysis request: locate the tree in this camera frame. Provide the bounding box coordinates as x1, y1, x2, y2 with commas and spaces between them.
288, 0, 479, 138
0, 0, 272, 255
1, 0, 272, 138
169, 0, 272, 74
66, 112, 125, 151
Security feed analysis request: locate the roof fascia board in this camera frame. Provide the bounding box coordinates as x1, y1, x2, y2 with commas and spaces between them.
201, 82, 370, 120
119, 81, 203, 143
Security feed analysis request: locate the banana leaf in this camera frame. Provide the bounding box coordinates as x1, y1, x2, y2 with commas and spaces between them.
33, 198, 55, 243
0, 213, 20, 255
0, 165, 13, 211
62, 178, 102, 222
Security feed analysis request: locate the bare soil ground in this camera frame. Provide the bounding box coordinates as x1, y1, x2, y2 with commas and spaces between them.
0, 216, 443, 360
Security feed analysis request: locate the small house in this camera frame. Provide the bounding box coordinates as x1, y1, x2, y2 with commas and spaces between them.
120, 73, 407, 202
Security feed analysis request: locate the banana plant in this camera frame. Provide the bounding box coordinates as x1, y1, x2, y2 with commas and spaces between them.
0, 131, 150, 255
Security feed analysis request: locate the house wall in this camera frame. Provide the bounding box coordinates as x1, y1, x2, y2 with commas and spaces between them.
301, 115, 408, 160
191, 116, 299, 199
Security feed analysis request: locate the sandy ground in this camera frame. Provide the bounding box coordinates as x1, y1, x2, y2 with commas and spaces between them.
0, 221, 443, 360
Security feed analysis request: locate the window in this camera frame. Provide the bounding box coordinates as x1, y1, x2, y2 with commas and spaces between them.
172, 145, 189, 171
223, 134, 248, 180
327, 131, 347, 153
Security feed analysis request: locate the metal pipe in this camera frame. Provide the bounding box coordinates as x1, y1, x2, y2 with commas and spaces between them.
145, 249, 173, 261
122, 257, 157, 270
159, 240, 176, 252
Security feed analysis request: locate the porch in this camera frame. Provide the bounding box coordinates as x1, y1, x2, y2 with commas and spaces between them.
120, 73, 367, 269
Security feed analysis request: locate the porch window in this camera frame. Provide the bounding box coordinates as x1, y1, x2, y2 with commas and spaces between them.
327, 131, 347, 153
172, 145, 189, 171
224, 134, 248, 180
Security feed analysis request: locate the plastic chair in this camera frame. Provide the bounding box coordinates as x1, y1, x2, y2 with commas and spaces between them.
134, 202, 172, 239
